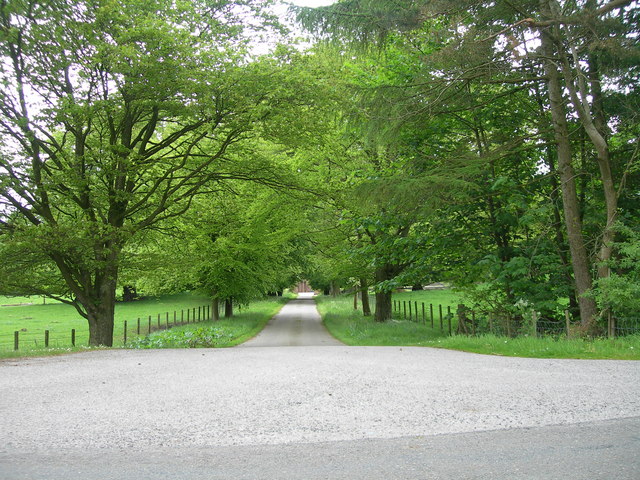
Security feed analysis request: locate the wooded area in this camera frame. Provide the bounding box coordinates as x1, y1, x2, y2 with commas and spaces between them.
0, 0, 637, 345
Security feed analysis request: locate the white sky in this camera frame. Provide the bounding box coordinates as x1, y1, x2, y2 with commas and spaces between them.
249, 0, 337, 55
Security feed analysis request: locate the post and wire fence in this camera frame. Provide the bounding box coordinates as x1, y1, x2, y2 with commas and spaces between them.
3, 304, 213, 352
391, 299, 640, 338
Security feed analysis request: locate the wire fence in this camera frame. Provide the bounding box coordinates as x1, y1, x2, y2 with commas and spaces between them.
391, 299, 640, 338
1, 304, 212, 352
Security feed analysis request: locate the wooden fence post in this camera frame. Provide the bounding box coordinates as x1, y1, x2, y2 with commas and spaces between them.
174, 311, 177, 326
14, 331, 19, 351
137, 318, 141, 335
408, 301, 412, 320
439, 304, 443, 331
608, 310, 615, 339
166, 312, 169, 329
187, 309, 190, 323
45, 330, 49, 348
447, 306, 452, 336
124, 321, 127, 344
430, 304, 434, 328
403, 301, 407, 319
71, 329, 76, 347
157, 313, 161, 328
422, 303, 425, 324
148, 316, 152, 334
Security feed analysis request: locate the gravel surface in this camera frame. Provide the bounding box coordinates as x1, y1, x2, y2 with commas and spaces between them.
1, 346, 638, 450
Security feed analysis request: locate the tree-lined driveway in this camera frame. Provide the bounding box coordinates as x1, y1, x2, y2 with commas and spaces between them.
240, 293, 342, 347
1, 297, 639, 479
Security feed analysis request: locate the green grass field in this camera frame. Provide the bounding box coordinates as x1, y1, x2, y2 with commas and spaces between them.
392, 288, 462, 307
0, 292, 230, 354
318, 291, 640, 360
0, 293, 291, 357
390, 288, 462, 330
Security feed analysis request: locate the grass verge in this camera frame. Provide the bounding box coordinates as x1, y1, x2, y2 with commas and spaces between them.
318, 294, 640, 360
128, 296, 289, 349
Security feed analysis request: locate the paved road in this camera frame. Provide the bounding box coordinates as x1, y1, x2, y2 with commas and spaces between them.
1, 295, 639, 479
3, 417, 639, 479
240, 293, 342, 347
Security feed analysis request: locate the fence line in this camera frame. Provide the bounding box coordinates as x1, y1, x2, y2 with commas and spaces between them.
391, 299, 640, 338
3, 304, 212, 352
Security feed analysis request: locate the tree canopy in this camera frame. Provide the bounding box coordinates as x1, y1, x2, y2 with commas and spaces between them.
0, 0, 637, 343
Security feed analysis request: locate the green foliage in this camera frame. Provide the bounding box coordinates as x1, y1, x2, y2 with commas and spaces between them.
593, 224, 640, 317
129, 326, 238, 349
125, 177, 309, 304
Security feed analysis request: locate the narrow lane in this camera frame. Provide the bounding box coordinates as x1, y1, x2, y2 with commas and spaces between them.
239, 292, 342, 347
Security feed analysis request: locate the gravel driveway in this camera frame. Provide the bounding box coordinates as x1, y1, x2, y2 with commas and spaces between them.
1, 345, 639, 449
1, 295, 639, 478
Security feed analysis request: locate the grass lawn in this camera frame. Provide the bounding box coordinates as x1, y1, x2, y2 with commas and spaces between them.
0, 292, 257, 356
392, 288, 462, 308
318, 292, 640, 360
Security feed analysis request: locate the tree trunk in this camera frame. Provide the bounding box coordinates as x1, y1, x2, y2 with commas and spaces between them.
122, 285, 137, 302
555, 20, 618, 280
212, 297, 220, 321
51, 244, 121, 347
539, 14, 598, 328
534, 80, 581, 320
360, 277, 371, 316
374, 265, 395, 322
86, 275, 118, 347
224, 298, 233, 318
353, 290, 358, 310
374, 290, 392, 322
547, 140, 582, 319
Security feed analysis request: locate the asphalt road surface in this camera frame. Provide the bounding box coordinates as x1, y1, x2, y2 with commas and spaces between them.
1, 294, 639, 479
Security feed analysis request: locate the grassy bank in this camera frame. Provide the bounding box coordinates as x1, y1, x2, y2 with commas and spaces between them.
129, 296, 289, 349
318, 293, 640, 360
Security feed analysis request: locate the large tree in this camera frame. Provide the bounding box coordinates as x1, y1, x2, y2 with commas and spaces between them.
0, 0, 285, 345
